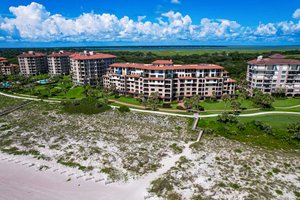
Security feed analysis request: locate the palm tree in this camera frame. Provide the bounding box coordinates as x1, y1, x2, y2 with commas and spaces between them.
190, 95, 201, 110
230, 100, 241, 114
184, 98, 193, 110
148, 92, 160, 110
221, 93, 231, 112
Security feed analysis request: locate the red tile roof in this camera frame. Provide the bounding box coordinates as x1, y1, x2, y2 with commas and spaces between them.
110, 63, 224, 71
224, 79, 237, 83
127, 74, 140, 78
148, 77, 166, 81
0, 57, 7, 61
70, 53, 116, 60
152, 60, 173, 65
0, 59, 8, 63
248, 54, 300, 65
269, 54, 285, 59
177, 76, 196, 80
48, 52, 73, 57
18, 53, 46, 57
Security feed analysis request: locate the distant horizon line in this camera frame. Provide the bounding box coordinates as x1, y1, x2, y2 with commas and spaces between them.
1, 44, 300, 49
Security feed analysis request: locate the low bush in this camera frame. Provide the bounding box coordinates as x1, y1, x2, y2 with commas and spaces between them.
150, 177, 173, 197
169, 143, 183, 154
217, 113, 238, 124
252, 120, 273, 135
118, 105, 130, 113
162, 103, 172, 108
176, 105, 185, 110
62, 97, 111, 115
287, 122, 300, 140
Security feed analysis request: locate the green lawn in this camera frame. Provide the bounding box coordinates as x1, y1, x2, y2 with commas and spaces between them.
273, 98, 300, 107
199, 114, 300, 150
201, 99, 258, 110
0, 95, 25, 109
65, 87, 85, 99
239, 115, 300, 129
110, 96, 142, 105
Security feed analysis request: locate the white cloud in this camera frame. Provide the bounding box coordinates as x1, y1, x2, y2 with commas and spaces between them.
197, 18, 240, 39
0, 2, 300, 43
137, 16, 146, 22
293, 9, 300, 19
255, 23, 277, 36
171, 0, 180, 4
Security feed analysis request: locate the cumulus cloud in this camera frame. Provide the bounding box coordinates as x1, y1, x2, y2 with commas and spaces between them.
255, 23, 277, 36
197, 18, 240, 38
171, 0, 180, 4
0, 2, 300, 43
293, 9, 300, 19
0, 2, 241, 42
137, 16, 146, 22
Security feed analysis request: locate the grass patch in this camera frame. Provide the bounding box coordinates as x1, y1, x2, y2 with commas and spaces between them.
273, 98, 300, 107
149, 177, 174, 197
199, 115, 300, 150
62, 97, 110, 115
169, 143, 183, 154
65, 86, 85, 99
275, 190, 283, 195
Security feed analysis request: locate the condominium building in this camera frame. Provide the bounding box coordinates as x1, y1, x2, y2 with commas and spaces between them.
70, 51, 116, 85
103, 60, 236, 102
47, 51, 73, 76
247, 54, 300, 97
0, 57, 18, 75
18, 51, 48, 76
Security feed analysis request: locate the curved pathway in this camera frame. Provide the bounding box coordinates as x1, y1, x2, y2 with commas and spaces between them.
1, 91, 300, 118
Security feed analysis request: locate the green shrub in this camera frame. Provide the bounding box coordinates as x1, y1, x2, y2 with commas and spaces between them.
176, 105, 185, 110
237, 123, 246, 131
118, 105, 130, 113
252, 120, 273, 135
275, 190, 283, 195
166, 192, 181, 200
169, 143, 183, 154
287, 122, 300, 140
217, 113, 238, 124
162, 103, 172, 108
150, 177, 173, 197
62, 97, 111, 115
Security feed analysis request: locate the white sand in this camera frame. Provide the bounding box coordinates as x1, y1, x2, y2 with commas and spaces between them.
0, 139, 197, 200
0, 159, 132, 200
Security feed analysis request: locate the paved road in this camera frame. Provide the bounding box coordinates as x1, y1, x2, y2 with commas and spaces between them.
1, 91, 300, 118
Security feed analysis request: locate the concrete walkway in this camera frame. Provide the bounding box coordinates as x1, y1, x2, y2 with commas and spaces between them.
1, 91, 300, 118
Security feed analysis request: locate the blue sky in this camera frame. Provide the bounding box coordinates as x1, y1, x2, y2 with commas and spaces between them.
0, 0, 300, 47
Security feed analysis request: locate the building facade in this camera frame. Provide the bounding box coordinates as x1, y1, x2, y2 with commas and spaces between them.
0, 57, 18, 75
70, 51, 116, 85
47, 51, 73, 76
18, 51, 48, 76
247, 54, 300, 97
103, 60, 236, 102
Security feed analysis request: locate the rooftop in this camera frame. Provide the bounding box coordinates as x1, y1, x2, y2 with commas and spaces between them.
152, 60, 173, 65
110, 63, 224, 71
48, 51, 73, 57
247, 54, 300, 65
70, 51, 116, 60
18, 51, 46, 57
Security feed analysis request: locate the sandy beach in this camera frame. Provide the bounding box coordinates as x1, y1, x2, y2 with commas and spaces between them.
0, 158, 129, 200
